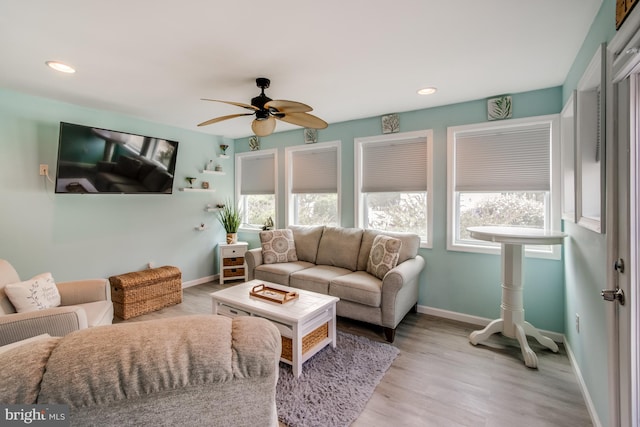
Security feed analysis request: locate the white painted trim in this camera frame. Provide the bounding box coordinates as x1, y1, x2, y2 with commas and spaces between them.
182, 275, 216, 288
565, 339, 604, 427
418, 304, 564, 343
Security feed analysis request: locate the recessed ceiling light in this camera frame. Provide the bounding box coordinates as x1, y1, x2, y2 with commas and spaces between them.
46, 61, 76, 74
417, 87, 437, 95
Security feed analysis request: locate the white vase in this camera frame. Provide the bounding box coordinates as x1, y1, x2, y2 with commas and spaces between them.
226, 233, 238, 244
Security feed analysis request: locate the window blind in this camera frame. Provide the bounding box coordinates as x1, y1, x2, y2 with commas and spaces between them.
454, 124, 550, 192
361, 137, 428, 193
291, 147, 337, 193
240, 153, 275, 195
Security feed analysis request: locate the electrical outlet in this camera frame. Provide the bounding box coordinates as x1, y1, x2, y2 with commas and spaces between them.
39, 164, 48, 176
575, 313, 580, 333
148, 262, 154, 269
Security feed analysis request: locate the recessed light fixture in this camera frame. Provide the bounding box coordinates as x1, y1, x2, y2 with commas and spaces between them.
45, 61, 76, 74
417, 87, 437, 95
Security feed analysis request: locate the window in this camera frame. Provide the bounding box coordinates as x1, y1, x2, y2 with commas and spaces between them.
285, 141, 340, 226
355, 130, 433, 247
236, 149, 277, 229
447, 115, 560, 257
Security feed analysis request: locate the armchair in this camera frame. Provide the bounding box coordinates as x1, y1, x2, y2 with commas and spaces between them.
0, 259, 113, 346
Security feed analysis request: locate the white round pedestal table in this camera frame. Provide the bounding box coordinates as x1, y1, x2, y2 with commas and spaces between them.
466, 226, 567, 369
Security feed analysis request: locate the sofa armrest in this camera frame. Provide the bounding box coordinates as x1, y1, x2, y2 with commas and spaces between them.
245, 248, 263, 281
57, 279, 111, 305
380, 255, 425, 328
0, 307, 88, 346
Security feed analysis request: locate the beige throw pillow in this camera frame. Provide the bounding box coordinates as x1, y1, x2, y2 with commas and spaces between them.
4, 272, 61, 313
260, 229, 298, 264
367, 235, 402, 279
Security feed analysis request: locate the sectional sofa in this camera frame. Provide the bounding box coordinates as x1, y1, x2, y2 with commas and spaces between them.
245, 225, 425, 342
0, 315, 281, 427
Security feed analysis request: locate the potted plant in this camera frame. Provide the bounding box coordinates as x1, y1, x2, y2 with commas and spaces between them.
217, 201, 242, 244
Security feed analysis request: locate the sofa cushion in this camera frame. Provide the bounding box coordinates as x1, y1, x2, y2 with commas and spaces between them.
366, 235, 402, 279
114, 155, 142, 179
260, 229, 298, 264
38, 315, 238, 407
0, 334, 61, 404
357, 229, 421, 271
4, 273, 61, 313
315, 227, 363, 271
330, 271, 382, 307
255, 261, 314, 286
290, 265, 352, 295
287, 225, 324, 263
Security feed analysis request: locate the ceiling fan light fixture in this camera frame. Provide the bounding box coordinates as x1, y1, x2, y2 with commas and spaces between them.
45, 61, 76, 74
251, 116, 276, 137
417, 86, 437, 95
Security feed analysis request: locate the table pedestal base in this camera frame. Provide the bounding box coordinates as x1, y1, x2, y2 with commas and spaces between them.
468, 242, 559, 369
469, 318, 558, 368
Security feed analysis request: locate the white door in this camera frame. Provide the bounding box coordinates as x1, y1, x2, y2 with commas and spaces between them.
608, 53, 639, 427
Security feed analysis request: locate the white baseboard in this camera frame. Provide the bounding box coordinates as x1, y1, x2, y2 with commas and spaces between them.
564, 340, 603, 427
182, 275, 217, 288
418, 305, 565, 343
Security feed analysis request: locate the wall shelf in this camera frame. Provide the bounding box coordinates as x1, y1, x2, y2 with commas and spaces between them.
205, 207, 222, 212
218, 154, 230, 159
201, 169, 226, 175
180, 188, 216, 192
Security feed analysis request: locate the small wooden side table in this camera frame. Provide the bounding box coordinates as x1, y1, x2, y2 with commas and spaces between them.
218, 241, 248, 284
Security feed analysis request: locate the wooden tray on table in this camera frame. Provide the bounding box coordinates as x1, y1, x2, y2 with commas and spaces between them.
250, 284, 298, 304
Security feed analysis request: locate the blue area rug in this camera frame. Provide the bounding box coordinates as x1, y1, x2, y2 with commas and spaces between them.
276, 331, 399, 427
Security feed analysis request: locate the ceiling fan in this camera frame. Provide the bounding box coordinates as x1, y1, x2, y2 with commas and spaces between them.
197, 77, 328, 137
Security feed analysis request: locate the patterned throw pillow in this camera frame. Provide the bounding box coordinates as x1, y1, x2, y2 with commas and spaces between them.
4, 272, 61, 313
260, 229, 298, 264
366, 235, 402, 280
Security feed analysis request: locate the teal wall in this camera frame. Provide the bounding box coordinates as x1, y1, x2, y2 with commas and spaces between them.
0, 88, 235, 282
561, 0, 617, 425
237, 86, 566, 333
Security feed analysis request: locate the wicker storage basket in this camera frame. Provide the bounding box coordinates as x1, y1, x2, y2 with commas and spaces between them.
281, 322, 328, 362
110, 266, 182, 320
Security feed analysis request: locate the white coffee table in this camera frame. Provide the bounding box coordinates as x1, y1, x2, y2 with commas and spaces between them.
210, 280, 339, 377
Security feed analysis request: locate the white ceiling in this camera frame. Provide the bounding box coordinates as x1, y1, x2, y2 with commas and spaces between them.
0, 0, 602, 138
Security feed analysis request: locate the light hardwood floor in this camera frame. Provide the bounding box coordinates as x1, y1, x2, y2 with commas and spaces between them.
116, 282, 593, 427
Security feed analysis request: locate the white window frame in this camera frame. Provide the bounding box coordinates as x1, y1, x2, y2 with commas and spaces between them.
446, 114, 561, 259
285, 140, 341, 227
354, 130, 433, 248
235, 148, 278, 231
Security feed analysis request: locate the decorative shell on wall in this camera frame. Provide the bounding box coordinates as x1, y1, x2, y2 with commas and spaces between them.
487, 95, 513, 121
249, 136, 260, 151
304, 128, 318, 144
381, 113, 400, 134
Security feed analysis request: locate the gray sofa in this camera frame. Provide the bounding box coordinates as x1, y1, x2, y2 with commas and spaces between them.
245, 225, 425, 342
0, 315, 281, 427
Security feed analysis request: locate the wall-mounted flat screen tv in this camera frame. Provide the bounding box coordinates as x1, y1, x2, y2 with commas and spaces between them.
55, 122, 179, 194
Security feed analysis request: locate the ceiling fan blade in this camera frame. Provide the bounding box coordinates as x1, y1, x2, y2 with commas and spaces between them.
277, 112, 328, 129
251, 117, 276, 136
265, 99, 312, 113
197, 113, 253, 127
201, 99, 258, 111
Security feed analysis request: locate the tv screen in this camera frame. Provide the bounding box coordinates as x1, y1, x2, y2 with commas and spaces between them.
55, 122, 179, 194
